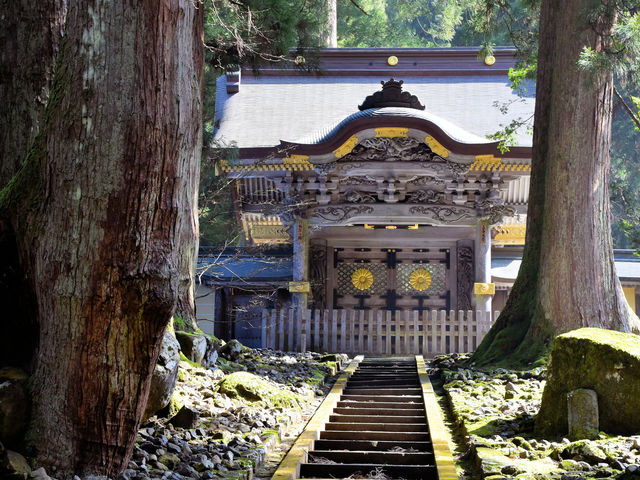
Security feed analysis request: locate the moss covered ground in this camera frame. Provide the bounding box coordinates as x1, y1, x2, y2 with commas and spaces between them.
435, 353, 640, 480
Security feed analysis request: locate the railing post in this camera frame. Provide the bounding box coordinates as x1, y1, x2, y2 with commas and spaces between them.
313, 309, 320, 351
440, 310, 447, 353
288, 308, 295, 352
278, 309, 285, 351
413, 310, 419, 355
300, 309, 307, 353
331, 310, 338, 353
340, 309, 347, 353
376, 310, 382, 354
261, 310, 268, 349
385, 310, 392, 354
323, 310, 330, 352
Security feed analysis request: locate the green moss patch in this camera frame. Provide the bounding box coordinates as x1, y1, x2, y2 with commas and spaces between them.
216, 371, 303, 409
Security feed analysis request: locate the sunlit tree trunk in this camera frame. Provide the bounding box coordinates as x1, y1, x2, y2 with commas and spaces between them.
473, 0, 640, 366
1, 0, 203, 476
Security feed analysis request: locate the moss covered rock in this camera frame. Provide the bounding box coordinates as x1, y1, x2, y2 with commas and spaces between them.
536, 328, 640, 437
217, 371, 302, 409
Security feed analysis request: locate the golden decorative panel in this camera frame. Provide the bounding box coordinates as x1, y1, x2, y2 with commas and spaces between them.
424, 135, 450, 158
409, 268, 432, 291
474, 283, 496, 295
374, 127, 408, 138
493, 223, 526, 245
351, 268, 374, 291
333, 135, 359, 159
289, 281, 310, 293
337, 263, 386, 295
397, 264, 446, 295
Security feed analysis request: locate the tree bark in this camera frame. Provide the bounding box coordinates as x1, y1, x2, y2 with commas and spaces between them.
2, 1, 203, 476
0, 0, 67, 188
473, 0, 640, 367
325, 0, 338, 47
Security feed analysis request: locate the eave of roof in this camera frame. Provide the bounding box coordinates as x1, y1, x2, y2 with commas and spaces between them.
244, 47, 519, 77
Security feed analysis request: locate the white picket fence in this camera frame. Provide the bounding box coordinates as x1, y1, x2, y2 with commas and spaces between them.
261, 309, 497, 355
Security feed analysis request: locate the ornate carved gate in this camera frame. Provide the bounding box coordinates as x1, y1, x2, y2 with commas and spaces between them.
329, 247, 451, 313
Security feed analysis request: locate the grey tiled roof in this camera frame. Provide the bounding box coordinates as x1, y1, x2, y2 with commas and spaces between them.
214, 74, 535, 149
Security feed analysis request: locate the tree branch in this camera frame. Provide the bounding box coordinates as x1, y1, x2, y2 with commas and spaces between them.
613, 85, 640, 131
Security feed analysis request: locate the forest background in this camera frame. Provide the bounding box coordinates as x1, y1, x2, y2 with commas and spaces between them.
199, 0, 640, 253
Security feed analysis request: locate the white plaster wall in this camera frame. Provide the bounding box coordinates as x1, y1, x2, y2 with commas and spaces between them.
195, 284, 216, 335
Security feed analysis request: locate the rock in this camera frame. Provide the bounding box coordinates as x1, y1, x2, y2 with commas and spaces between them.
30, 467, 51, 480
611, 459, 627, 471
4, 450, 31, 479
168, 406, 200, 429
219, 339, 243, 361
175, 331, 207, 364
536, 328, 640, 437
202, 336, 224, 369
157, 453, 180, 469
561, 459, 581, 470
144, 329, 180, 420
561, 440, 608, 464
567, 389, 599, 440
217, 371, 302, 409
627, 464, 640, 474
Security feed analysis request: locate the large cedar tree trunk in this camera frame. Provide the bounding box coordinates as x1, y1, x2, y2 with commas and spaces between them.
1, 1, 203, 477
473, 0, 640, 366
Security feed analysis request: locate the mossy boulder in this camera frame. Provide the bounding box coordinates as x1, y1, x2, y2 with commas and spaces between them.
175, 331, 208, 364
536, 328, 640, 437
217, 371, 302, 409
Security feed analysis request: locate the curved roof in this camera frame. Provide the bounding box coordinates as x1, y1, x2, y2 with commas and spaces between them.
292, 107, 489, 145
213, 49, 535, 156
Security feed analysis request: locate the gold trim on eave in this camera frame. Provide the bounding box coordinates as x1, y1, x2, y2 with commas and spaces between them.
470, 154, 531, 172
375, 127, 408, 138
333, 135, 359, 158
474, 282, 496, 295
289, 281, 310, 293
493, 223, 526, 245
425, 135, 450, 158
219, 157, 313, 173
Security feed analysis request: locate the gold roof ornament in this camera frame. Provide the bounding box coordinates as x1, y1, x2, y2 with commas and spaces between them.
351, 268, 374, 291
410, 268, 432, 291
484, 55, 496, 66
387, 55, 399, 66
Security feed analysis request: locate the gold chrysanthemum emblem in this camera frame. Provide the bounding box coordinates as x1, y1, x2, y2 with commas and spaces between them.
409, 268, 432, 291
351, 268, 374, 291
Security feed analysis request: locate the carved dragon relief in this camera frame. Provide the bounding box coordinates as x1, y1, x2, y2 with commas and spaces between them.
407, 189, 442, 203
312, 205, 375, 222
321, 137, 470, 177
476, 197, 516, 225
344, 189, 377, 203
408, 205, 476, 223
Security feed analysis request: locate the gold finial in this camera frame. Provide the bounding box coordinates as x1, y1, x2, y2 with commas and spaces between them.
387, 55, 399, 66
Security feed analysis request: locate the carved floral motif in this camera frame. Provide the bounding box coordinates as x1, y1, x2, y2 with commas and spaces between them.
409, 269, 432, 291
351, 268, 374, 291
